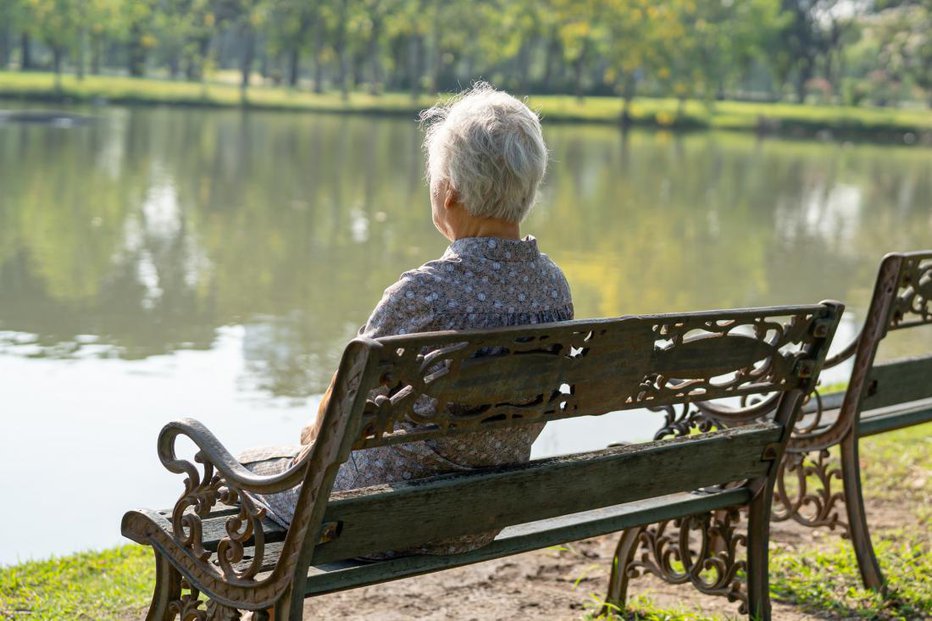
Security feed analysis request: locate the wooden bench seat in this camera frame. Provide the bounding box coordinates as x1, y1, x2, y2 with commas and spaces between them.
122, 303, 842, 620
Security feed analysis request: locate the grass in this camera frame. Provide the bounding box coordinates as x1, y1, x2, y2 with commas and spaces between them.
0, 546, 152, 620
2, 424, 929, 620
770, 537, 931, 620
2, 71, 931, 139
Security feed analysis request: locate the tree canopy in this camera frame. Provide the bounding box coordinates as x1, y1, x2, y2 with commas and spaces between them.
0, 0, 929, 107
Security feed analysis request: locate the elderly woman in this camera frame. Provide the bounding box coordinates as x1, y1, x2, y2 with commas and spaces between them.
241, 83, 573, 554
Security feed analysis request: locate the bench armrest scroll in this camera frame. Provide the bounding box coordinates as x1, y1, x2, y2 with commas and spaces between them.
156, 418, 309, 582
158, 418, 308, 494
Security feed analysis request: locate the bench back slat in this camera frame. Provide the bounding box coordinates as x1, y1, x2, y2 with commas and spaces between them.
312, 423, 781, 563
285, 302, 840, 574
861, 355, 932, 411
353, 305, 835, 449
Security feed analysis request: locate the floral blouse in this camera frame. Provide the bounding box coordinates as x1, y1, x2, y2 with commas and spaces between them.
244, 235, 573, 555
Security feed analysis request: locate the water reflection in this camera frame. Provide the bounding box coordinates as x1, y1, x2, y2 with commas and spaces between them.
1, 107, 931, 397
2, 106, 931, 564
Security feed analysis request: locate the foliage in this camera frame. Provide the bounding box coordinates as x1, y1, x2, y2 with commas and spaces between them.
0, 0, 930, 107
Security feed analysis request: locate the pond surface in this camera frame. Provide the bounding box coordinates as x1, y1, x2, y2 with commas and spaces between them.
1, 105, 931, 565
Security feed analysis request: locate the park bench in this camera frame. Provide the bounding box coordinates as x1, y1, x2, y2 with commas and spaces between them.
609, 252, 931, 608
122, 302, 842, 621
773, 250, 932, 591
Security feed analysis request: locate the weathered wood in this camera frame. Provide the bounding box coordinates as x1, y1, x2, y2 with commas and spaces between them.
861, 356, 932, 411
313, 425, 778, 563
859, 400, 932, 436
303, 489, 752, 596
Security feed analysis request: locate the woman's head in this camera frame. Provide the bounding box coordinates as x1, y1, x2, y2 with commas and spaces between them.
421, 83, 547, 225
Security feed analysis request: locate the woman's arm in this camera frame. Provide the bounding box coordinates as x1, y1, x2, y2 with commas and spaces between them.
300, 373, 336, 445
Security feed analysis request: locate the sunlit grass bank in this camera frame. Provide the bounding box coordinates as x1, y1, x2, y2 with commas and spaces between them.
2, 424, 929, 620
2, 71, 930, 141
0, 546, 151, 620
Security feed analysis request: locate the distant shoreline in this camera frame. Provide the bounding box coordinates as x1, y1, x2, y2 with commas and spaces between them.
2, 71, 931, 144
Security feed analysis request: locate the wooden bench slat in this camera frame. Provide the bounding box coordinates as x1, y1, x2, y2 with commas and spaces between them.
859, 399, 932, 437
311, 424, 779, 563
862, 355, 932, 411
302, 488, 751, 596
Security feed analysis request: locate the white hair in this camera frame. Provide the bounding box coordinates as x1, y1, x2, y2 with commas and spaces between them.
420, 82, 547, 223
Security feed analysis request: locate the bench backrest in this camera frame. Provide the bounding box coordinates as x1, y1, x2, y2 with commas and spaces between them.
790, 251, 932, 452
285, 302, 842, 565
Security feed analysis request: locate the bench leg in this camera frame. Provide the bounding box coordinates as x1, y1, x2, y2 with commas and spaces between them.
746, 491, 772, 621
840, 430, 885, 592
272, 585, 304, 621
602, 526, 642, 617
146, 550, 182, 621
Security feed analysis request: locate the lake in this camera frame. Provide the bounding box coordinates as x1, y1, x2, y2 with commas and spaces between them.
1, 104, 930, 565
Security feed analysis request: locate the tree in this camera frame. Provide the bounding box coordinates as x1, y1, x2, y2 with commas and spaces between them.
773, 0, 825, 103
866, 2, 932, 106
24, 0, 82, 86
266, 0, 318, 87
0, 0, 27, 68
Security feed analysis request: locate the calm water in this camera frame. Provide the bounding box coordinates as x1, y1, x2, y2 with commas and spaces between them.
1, 105, 931, 564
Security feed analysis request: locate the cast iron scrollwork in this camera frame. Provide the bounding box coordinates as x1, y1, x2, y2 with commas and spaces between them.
359, 308, 829, 448
890, 255, 932, 330
168, 579, 208, 621
625, 509, 748, 612
157, 417, 311, 587
167, 579, 244, 621
166, 449, 267, 581
772, 448, 847, 533
651, 402, 717, 440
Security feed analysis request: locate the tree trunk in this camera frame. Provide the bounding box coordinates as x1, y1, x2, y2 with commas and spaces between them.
240, 21, 256, 92
75, 27, 87, 79
91, 35, 102, 74
288, 46, 300, 87
409, 33, 423, 101
795, 57, 813, 104
620, 75, 635, 128
186, 36, 211, 81
127, 23, 147, 77
572, 43, 589, 103
429, 1, 442, 95
334, 0, 349, 100
52, 46, 63, 90
313, 19, 325, 93
367, 15, 383, 95
515, 42, 531, 94
0, 21, 10, 69
542, 31, 560, 92
20, 32, 32, 70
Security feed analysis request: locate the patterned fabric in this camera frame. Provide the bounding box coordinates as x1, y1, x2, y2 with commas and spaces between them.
242, 235, 573, 555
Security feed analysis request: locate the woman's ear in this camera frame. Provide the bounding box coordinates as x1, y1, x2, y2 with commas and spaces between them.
443, 185, 460, 211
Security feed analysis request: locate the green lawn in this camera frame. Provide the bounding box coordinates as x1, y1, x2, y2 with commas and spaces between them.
2, 71, 931, 138
2, 424, 929, 620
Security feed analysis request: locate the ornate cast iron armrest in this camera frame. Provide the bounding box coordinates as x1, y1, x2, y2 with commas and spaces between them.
158, 418, 307, 496
155, 418, 310, 583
